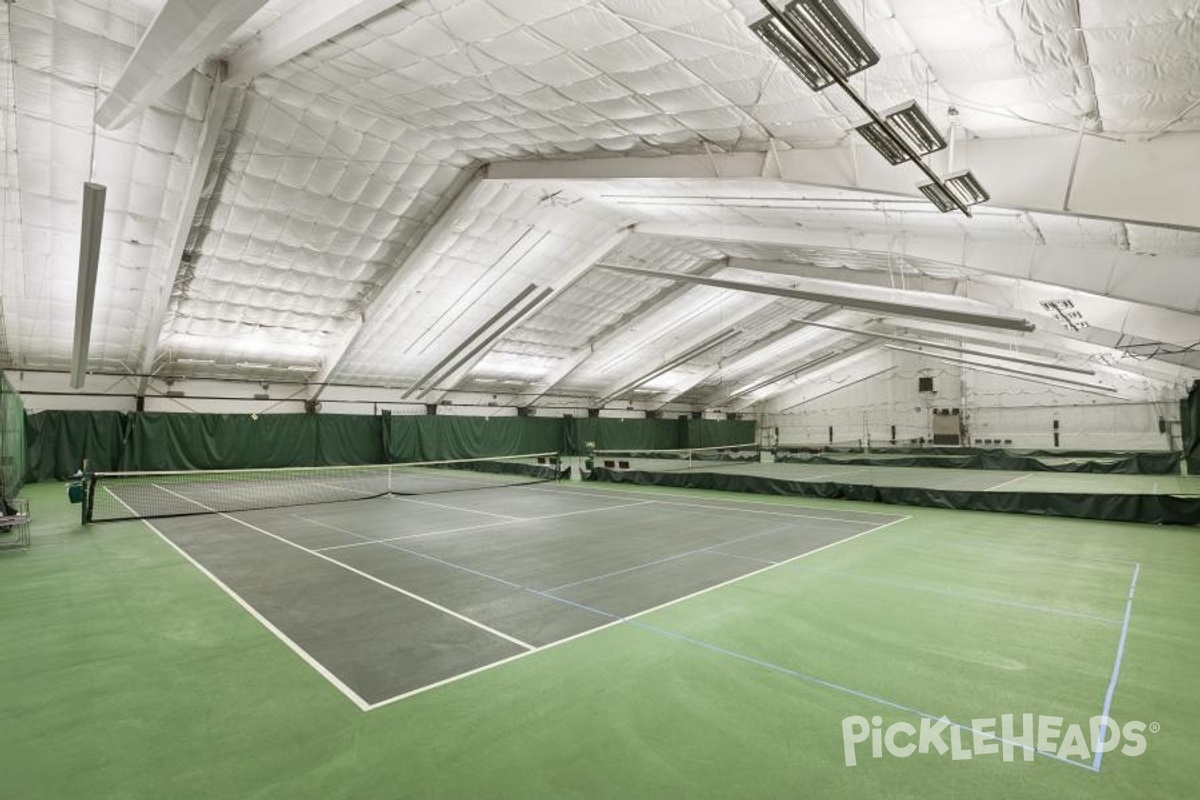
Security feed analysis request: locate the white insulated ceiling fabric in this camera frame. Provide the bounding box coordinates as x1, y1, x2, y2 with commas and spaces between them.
0, 0, 1198, 403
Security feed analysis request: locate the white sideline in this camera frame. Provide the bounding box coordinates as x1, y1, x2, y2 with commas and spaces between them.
150, 483, 535, 651
105, 487, 373, 712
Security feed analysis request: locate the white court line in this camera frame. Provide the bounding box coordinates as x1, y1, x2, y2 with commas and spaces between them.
311, 500, 657, 552
365, 513, 913, 711
531, 484, 902, 527
106, 487, 372, 712
392, 494, 523, 521
983, 473, 1034, 491
150, 483, 535, 651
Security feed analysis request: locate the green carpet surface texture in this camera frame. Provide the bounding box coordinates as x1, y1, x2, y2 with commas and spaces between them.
2, 481, 1197, 799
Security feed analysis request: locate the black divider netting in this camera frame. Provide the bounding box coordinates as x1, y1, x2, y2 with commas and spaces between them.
591, 443, 761, 473
86, 453, 565, 523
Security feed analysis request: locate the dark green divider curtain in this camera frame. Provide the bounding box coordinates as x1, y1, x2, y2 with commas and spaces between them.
680, 418, 757, 449
123, 413, 321, 471
315, 415, 385, 465
1184, 380, 1200, 474
25, 410, 126, 481
384, 415, 563, 462
0, 374, 26, 494
563, 417, 682, 455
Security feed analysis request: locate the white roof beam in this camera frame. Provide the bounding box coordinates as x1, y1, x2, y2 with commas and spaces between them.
489, 132, 1200, 230
224, 0, 402, 86
137, 76, 233, 396
597, 264, 1035, 332
645, 227, 1200, 316
96, 0, 266, 129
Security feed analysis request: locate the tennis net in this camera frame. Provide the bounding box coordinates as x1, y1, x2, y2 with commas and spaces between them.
591, 442, 761, 473
86, 452, 564, 523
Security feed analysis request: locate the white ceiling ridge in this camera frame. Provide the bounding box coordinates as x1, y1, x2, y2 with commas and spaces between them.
597, 328, 744, 406
489, 131, 1200, 229
611, 293, 783, 408
527, 257, 728, 404
422, 226, 635, 404
700, 305, 851, 387
732, 341, 886, 412
307, 165, 486, 400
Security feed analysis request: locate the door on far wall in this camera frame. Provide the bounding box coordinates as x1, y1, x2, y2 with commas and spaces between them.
931, 408, 961, 446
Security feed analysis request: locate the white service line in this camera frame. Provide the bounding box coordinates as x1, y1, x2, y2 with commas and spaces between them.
107, 487, 372, 712
150, 483, 535, 651
393, 494, 523, 520
365, 513, 913, 711
311, 500, 657, 552
983, 473, 1034, 491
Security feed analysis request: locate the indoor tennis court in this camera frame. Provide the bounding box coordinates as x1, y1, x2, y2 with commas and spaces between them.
3, 0, 1200, 798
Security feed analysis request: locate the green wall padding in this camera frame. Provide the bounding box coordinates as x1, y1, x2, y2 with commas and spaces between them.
384, 415, 564, 462
25, 410, 126, 481
1184, 380, 1200, 474
315, 415, 385, 466
122, 413, 320, 471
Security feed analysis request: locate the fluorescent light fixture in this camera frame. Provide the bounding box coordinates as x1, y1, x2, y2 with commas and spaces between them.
286, 365, 317, 372
854, 121, 909, 165
855, 101, 946, 165
236, 362, 274, 369
944, 169, 990, 206
920, 169, 989, 212
601, 329, 742, 403
917, 179, 958, 213
749, 0, 879, 92
177, 358, 216, 365
71, 182, 106, 389
403, 284, 542, 399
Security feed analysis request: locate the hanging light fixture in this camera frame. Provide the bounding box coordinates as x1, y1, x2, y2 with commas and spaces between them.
748, 0, 879, 91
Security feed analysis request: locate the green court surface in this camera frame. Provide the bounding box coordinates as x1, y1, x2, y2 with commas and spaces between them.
3, 481, 1199, 799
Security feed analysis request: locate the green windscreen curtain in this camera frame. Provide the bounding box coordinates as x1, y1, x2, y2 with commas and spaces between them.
24, 410, 763, 479
563, 417, 683, 455
1183, 380, 1200, 474
680, 418, 757, 449
384, 415, 563, 462
0, 374, 26, 495
315, 415, 385, 466
25, 410, 126, 481
123, 413, 320, 471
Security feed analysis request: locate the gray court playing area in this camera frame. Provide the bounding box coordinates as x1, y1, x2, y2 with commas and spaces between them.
140, 483, 903, 709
